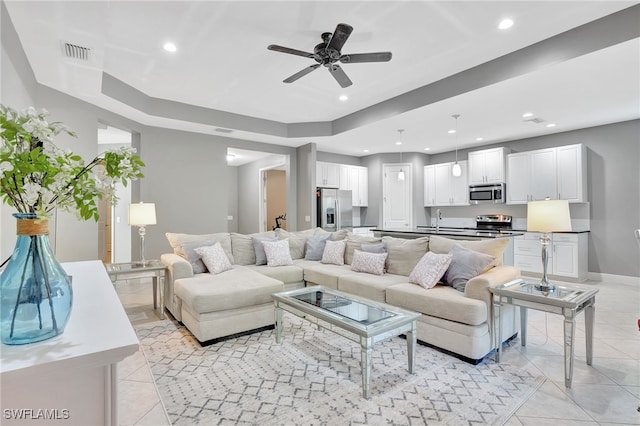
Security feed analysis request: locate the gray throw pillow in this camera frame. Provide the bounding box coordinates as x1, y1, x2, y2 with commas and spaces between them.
180, 240, 215, 274
252, 237, 278, 265
304, 234, 331, 261
361, 242, 386, 253
443, 244, 495, 292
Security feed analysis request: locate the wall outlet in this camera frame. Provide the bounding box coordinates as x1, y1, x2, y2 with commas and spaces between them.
227, 215, 233, 221
305, 215, 311, 222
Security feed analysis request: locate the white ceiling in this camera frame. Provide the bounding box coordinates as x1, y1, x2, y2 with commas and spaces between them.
5, 1, 640, 156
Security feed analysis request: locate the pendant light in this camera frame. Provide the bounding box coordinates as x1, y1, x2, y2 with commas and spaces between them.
397, 129, 405, 181
451, 114, 462, 177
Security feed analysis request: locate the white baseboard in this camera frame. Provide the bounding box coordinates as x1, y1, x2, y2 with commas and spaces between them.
587, 272, 640, 285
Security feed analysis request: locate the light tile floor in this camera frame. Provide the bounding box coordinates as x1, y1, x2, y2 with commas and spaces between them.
116, 274, 640, 425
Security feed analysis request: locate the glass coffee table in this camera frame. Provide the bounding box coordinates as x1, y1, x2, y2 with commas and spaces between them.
490, 278, 598, 388
272, 286, 420, 399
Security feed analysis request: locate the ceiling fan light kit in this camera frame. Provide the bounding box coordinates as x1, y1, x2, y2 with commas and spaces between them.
268, 23, 392, 88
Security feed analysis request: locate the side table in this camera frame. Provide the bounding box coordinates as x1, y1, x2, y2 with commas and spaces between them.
490, 278, 598, 388
105, 260, 167, 319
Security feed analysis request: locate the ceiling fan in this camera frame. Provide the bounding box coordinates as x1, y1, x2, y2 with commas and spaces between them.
267, 23, 392, 88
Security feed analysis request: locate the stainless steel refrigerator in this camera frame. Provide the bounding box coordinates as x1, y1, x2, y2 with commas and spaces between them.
317, 188, 353, 231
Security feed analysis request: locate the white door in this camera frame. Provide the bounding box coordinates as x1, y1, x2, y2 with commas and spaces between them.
383, 164, 413, 229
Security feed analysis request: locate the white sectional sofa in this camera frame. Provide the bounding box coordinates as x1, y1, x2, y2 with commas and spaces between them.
161, 228, 519, 363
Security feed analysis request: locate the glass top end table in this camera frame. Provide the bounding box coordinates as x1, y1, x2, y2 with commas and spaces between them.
104, 260, 167, 319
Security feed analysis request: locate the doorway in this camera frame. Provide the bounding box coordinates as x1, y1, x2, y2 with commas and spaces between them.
382, 163, 413, 229
264, 169, 287, 231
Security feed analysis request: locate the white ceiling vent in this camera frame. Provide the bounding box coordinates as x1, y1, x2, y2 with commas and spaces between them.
214, 128, 233, 134
523, 117, 546, 124
61, 41, 91, 61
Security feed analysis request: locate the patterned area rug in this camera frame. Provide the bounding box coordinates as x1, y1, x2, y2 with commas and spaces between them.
136, 315, 544, 425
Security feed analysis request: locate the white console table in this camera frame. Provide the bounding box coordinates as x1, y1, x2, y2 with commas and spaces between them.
0, 260, 139, 425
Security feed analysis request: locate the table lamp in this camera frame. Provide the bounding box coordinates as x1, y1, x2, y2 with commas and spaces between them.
128, 202, 156, 266
527, 199, 571, 292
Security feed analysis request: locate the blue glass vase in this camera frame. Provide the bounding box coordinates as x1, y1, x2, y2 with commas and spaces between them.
0, 213, 73, 345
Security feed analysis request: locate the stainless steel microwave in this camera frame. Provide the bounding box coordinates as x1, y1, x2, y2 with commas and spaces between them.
469, 183, 506, 204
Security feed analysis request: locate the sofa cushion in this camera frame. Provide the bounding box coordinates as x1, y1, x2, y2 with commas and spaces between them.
304, 234, 331, 261
298, 261, 354, 289
246, 264, 304, 284
337, 273, 408, 303
381, 236, 430, 276
195, 242, 233, 275
443, 244, 494, 292
350, 249, 387, 276
409, 252, 452, 289
274, 229, 308, 259
262, 239, 294, 267
174, 266, 283, 314
385, 282, 487, 326
428, 235, 508, 269
166, 232, 234, 264
345, 234, 383, 265
322, 240, 346, 266
361, 242, 386, 253
231, 232, 275, 265
253, 236, 278, 265
181, 240, 215, 274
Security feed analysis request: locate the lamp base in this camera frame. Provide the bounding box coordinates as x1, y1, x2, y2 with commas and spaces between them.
535, 280, 556, 293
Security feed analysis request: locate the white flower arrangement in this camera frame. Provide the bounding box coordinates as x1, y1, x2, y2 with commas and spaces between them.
0, 105, 144, 220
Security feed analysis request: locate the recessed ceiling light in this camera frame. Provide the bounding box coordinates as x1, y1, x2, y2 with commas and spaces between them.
522, 112, 534, 118
498, 19, 514, 30
423, 147, 431, 151
476, 137, 484, 141
163, 42, 177, 52
546, 123, 556, 128
395, 141, 402, 145
448, 129, 456, 134
363, 149, 369, 153
339, 94, 348, 101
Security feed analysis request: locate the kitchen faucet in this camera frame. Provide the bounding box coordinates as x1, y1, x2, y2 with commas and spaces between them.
436, 209, 442, 232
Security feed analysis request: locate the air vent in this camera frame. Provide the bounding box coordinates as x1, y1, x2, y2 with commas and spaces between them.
61, 41, 91, 61
214, 128, 233, 134
523, 117, 546, 124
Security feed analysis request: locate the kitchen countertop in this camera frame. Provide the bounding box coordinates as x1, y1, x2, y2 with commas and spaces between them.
372, 227, 524, 239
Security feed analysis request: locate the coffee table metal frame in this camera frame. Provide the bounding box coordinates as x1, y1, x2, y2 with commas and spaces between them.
272, 286, 420, 399
491, 278, 598, 387
104, 260, 167, 319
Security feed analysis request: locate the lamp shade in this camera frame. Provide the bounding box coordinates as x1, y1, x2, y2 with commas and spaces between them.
527, 199, 571, 232
128, 202, 157, 226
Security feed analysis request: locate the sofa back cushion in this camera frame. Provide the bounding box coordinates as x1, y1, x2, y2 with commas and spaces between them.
345, 234, 383, 265
166, 232, 234, 264
428, 235, 508, 270
381, 236, 430, 276
275, 229, 310, 260
230, 231, 275, 265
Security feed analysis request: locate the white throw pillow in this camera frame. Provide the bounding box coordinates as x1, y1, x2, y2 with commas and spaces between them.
321, 240, 346, 266
350, 249, 388, 276
262, 239, 294, 267
409, 252, 453, 289
195, 242, 233, 275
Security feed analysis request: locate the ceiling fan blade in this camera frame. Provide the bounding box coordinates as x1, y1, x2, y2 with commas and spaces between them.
267, 44, 314, 58
283, 63, 321, 83
328, 64, 352, 88
340, 52, 392, 63
327, 23, 353, 53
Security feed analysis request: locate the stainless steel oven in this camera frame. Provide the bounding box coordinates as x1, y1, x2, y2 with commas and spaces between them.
469, 183, 506, 204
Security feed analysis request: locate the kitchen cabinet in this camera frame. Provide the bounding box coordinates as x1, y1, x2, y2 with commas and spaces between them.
513, 232, 588, 281
424, 161, 468, 206
468, 147, 508, 185
339, 165, 368, 206
507, 144, 587, 204
352, 227, 375, 237
507, 148, 557, 203
317, 161, 340, 188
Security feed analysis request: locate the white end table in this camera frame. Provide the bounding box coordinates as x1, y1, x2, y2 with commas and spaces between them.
490, 278, 598, 388
105, 260, 167, 319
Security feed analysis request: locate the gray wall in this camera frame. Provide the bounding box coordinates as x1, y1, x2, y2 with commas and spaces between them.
317, 151, 362, 166
227, 167, 238, 233
296, 143, 316, 230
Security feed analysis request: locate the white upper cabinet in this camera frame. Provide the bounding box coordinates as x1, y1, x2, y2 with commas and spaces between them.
339, 164, 368, 206
424, 161, 468, 206
317, 161, 340, 188
468, 147, 508, 185
423, 165, 436, 207
557, 144, 587, 202
507, 144, 586, 204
